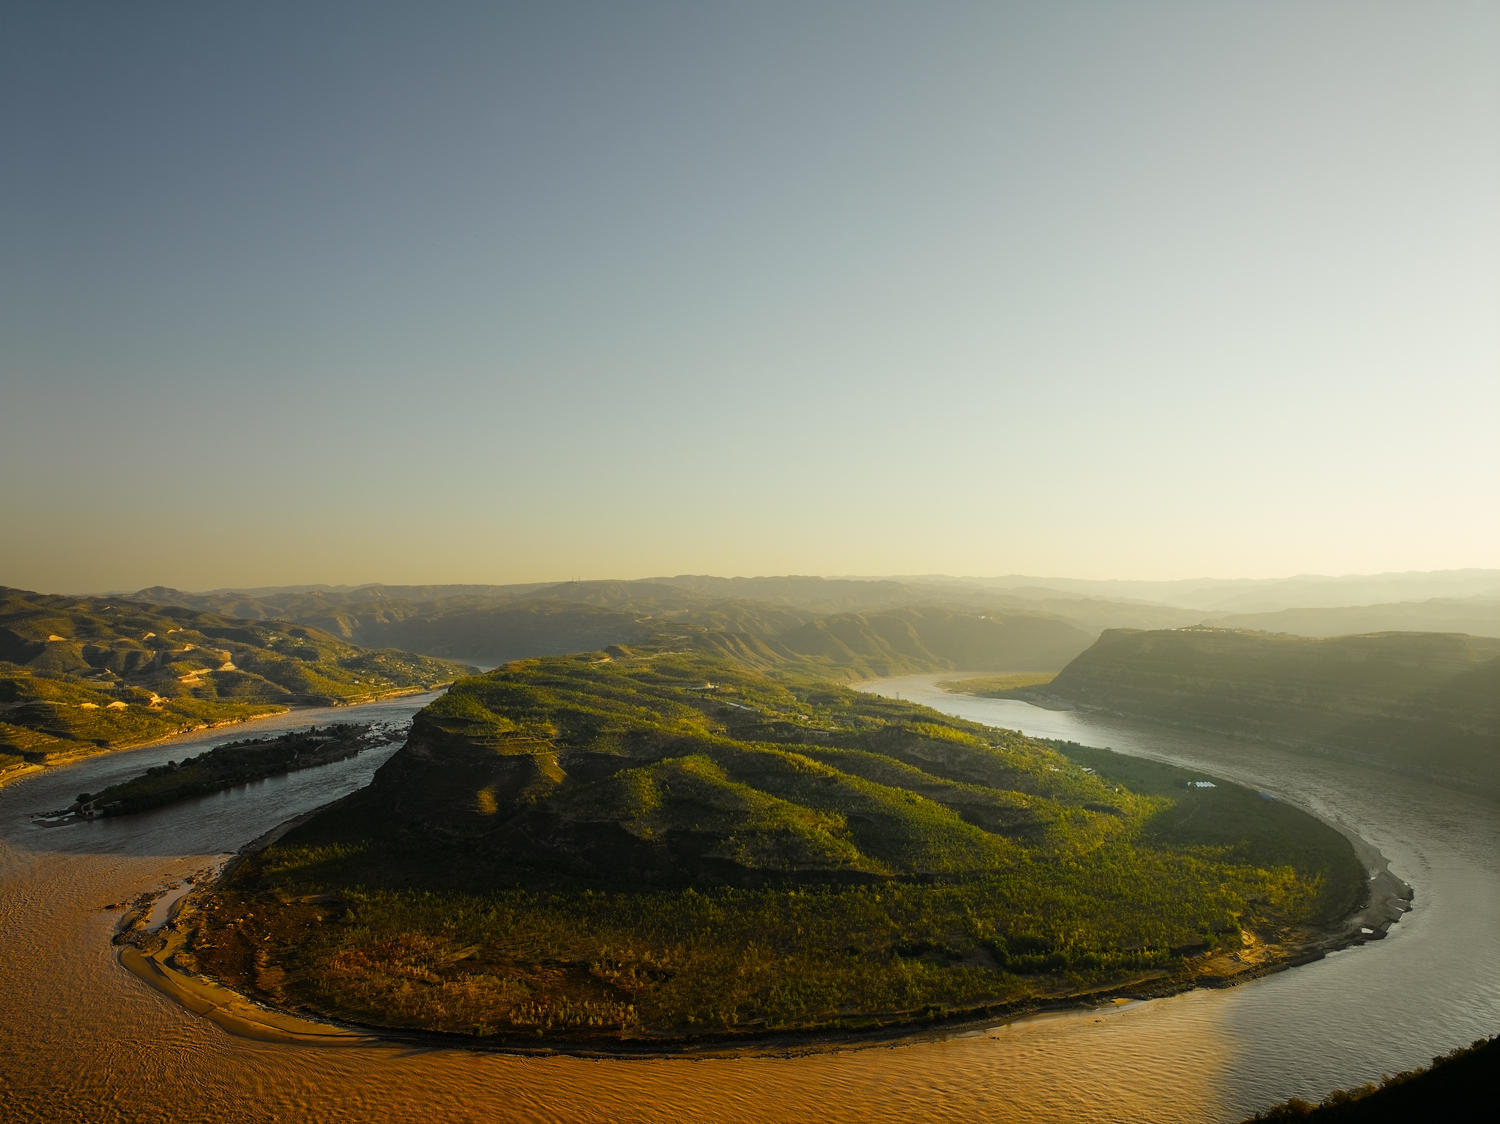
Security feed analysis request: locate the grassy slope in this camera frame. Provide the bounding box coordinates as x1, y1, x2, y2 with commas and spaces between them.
181, 651, 1362, 1047
1033, 628, 1500, 790
0, 586, 470, 766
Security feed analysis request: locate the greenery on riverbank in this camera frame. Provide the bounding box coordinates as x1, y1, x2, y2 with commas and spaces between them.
0, 586, 471, 763
937, 672, 1056, 696
182, 651, 1364, 1048
72, 723, 398, 817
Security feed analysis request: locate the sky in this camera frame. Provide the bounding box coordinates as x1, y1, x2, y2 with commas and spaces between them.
4, 1, 1497, 593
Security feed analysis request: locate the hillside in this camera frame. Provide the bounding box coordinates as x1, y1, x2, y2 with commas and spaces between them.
176, 650, 1366, 1049
691, 606, 1097, 679
0, 587, 470, 771
1033, 629, 1500, 791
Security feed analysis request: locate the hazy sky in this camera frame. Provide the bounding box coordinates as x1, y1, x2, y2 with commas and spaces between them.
4, 1, 1497, 593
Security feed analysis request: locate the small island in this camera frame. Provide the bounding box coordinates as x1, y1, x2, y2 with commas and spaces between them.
72, 722, 404, 818
163, 650, 1373, 1052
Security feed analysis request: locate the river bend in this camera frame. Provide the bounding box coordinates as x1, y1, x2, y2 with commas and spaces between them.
1, 682, 1495, 1122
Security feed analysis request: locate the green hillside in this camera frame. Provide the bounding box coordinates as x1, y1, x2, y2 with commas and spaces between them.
178, 650, 1364, 1048
0, 587, 471, 769
690, 605, 1097, 679
1033, 628, 1500, 791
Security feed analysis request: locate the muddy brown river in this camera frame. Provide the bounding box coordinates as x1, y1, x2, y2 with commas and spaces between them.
1, 683, 1495, 1122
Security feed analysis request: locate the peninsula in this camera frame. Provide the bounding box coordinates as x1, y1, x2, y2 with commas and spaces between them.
169, 649, 1370, 1051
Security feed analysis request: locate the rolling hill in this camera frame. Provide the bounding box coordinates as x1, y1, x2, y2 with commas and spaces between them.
0, 587, 471, 770
1031, 628, 1500, 791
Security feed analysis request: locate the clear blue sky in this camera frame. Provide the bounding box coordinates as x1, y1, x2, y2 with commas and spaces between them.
4, 1, 1497, 593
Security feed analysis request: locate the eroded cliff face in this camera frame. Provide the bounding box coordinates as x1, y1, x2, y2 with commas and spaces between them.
1038, 629, 1500, 791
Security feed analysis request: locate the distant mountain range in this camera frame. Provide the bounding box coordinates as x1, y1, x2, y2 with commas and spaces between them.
126, 571, 1500, 667
10, 572, 1498, 785
960, 569, 1500, 613
1202, 597, 1500, 637
129, 578, 1152, 668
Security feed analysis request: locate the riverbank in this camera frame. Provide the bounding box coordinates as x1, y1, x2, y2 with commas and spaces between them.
120, 766, 1411, 1060
122, 861, 1410, 1059
0, 684, 452, 795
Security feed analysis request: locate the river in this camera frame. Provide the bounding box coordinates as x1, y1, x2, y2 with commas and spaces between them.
1, 681, 1495, 1123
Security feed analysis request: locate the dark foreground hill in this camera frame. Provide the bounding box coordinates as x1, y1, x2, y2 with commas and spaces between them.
176, 650, 1366, 1049
1032, 629, 1500, 792
0, 587, 470, 770
1247, 1036, 1498, 1121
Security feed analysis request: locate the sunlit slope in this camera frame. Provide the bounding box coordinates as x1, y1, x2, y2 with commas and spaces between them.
358, 652, 1113, 884
1039, 628, 1500, 790
691, 606, 1096, 678
0, 586, 470, 766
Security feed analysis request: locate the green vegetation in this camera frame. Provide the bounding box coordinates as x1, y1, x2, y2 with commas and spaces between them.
1245, 1036, 1499, 1121
1033, 628, 1500, 791
73, 723, 398, 816
701, 607, 1094, 679
938, 672, 1057, 696
1041, 741, 1362, 924
0, 586, 471, 765
180, 651, 1364, 1048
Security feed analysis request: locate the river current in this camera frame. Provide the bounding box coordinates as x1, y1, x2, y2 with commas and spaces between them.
1, 682, 1495, 1123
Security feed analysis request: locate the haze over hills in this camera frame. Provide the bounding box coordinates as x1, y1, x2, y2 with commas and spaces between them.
1030, 628, 1500, 792
132, 578, 1157, 668
1203, 598, 1500, 639
127, 570, 1500, 666
964, 570, 1500, 613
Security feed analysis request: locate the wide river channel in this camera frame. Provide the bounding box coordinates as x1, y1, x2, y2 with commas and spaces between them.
1, 681, 1496, 1123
